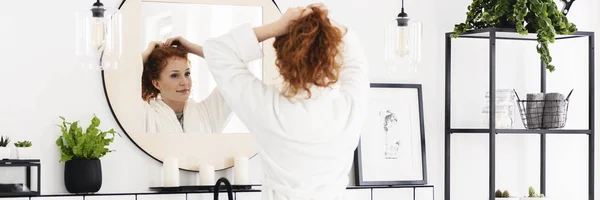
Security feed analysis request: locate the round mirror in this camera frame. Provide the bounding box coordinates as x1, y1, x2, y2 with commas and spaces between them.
102, 0, 282, 171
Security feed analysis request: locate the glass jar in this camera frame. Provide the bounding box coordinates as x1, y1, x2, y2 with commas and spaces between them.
482, 104, 514, 128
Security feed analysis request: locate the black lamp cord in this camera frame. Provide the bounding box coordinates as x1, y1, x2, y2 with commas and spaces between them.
398, 0, 407, 18
401, 0, 404, 12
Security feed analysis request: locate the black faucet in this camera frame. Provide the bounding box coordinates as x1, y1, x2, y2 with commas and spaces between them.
213, 177, 234, 200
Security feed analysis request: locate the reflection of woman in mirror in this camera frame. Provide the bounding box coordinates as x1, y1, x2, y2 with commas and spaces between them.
140, 42, 232, 133
166, 4, 368, 200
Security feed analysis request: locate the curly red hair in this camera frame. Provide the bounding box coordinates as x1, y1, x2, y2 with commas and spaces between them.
141, 43, 188, 102
273, 7, 344, 99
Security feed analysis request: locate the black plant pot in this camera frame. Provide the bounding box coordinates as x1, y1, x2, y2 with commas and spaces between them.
64, 159, 102, 193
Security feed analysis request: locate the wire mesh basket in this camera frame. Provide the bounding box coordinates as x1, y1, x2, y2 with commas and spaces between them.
514, 89, 573, 129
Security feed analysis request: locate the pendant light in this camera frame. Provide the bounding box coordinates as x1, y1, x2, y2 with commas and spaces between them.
76, 0, 122, 70
385, 0, 422, 72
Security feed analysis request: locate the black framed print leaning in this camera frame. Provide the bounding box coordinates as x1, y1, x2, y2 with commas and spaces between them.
354, 83, 427, 186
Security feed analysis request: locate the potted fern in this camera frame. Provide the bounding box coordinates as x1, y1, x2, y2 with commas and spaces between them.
0, 136, 10, 159
451, 0, 577, 72
14, 140, 33, 159
520, 186, 548, 200
496, 189, 519, 200
56, 115, 119, 193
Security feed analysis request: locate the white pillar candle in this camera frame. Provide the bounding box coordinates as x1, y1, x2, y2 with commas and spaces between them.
234, 156, 249, 184
162, 157, 180, 187
198, 163, 215, 185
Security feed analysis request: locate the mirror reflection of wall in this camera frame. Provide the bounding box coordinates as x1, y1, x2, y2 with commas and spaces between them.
140, 2, 263, 133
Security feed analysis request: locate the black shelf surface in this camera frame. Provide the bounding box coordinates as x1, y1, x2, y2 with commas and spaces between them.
0, 159, 40, 165
447, 27, 593, 41
0, 191, 39, 197
347, 185, 434, 189
149, 184, 259, 192
0, 190, 262, 197
450, 128, 591, 134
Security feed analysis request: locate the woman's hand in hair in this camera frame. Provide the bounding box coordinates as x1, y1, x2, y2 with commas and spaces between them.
142, 41, 163, 64
165, 36, 205, 58
254, 3, 327, 42
277, 3, 329, 36
275, 5, 320, 36
307, 3, 327, 12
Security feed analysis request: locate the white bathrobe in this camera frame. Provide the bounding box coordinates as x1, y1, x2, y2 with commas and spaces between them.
204, 24, 369, 200
144, 88, 233, 133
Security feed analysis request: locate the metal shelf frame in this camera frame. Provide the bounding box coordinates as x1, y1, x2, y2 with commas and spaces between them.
444, 28, 595, 200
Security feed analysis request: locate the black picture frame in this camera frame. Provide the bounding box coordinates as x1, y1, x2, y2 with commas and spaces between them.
354, 83, 427, 186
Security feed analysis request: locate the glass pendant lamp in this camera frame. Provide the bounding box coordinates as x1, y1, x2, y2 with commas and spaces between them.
76, 0, 122, 70
385, 0, 422, 72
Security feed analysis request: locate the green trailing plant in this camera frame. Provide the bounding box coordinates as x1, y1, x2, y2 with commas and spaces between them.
528, 186, 545, 198
14, 141, 32, 147
0, 136, 10, 147
452, 0, 577, 72
56, 115, 120, 162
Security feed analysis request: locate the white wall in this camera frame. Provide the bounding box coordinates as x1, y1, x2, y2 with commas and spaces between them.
0, 0, 598, 200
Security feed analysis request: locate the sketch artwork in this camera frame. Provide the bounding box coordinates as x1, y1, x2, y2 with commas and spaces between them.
380, 110, 401, 159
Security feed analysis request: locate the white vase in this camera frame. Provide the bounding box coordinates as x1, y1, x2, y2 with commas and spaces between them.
16, 147, 34, 159
0, 147, 10, 160
495, 198, 520, 200
520, 197, 549, 200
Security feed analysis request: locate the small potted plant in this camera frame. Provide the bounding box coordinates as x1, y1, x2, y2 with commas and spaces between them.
496, 189, 519, 200
0, 136, 10, 160
520, 186, 548, 200
14, 140, 33, 159
56, 115, 119, 193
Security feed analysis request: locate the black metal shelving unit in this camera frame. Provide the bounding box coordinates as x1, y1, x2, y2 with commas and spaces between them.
443, 28, 595, 200
0, 159, 41, 197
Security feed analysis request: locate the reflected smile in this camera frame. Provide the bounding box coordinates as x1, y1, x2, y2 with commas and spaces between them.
177, 89, 190, 93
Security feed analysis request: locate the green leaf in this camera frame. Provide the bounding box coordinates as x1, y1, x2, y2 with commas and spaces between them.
547, 64, 555, 72
60, 152, 73, 163
64, 121, 77, 147
86, 115, 101, 134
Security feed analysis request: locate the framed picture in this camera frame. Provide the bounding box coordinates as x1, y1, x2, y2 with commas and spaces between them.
354, 83, 427, 186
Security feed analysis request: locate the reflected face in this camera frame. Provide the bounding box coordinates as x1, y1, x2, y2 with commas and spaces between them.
152, 58, 192, 103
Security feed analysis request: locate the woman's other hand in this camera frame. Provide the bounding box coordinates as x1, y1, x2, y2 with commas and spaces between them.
142, 41, 163, 64
165, 36, 205, 58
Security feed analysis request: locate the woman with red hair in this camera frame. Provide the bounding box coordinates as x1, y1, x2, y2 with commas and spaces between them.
140, 41, 232, 133
167, 3, 369, 200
